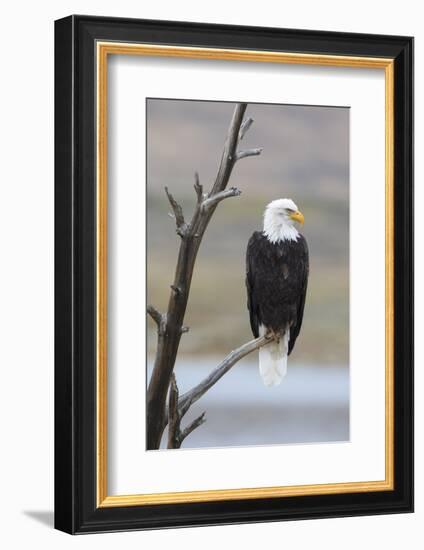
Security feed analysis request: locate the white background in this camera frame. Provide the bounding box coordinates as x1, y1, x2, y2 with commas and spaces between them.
108, 57, 386, 495
0, 1, 420, 548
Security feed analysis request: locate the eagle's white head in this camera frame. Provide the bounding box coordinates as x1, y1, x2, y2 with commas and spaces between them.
263, 198, 305, 244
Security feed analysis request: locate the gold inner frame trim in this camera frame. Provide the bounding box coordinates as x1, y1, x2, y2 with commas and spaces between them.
96, 42, 395, 508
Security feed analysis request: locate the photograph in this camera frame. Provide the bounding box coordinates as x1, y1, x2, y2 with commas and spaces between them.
52, 15, 413, 533
146, 98, 350, 450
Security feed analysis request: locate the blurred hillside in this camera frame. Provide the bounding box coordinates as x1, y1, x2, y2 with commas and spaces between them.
147, 99, 349, 364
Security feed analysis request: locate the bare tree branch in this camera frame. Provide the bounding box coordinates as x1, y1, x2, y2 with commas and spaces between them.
178, 335, 273, 419
167, 375, 207, 448
167, 374, 180, 449
238, 117, 254, 141
209, 104, 247, 197
165, 186, 188, 237
147, 305, 166, 335
194, 172, 203, 203
235, 148, 263, 161
180, 412, 206, 443
162, 334, 274, 432
201, 187, 241, 212
146, 104, 264, 450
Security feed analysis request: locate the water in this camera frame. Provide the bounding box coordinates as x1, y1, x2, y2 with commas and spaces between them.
148, 358, 349, 450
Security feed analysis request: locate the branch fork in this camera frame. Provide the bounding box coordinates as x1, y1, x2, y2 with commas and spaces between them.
147, 305, 167, 335
165, 186, 189, 237
167, 374, 206, 449
238, 117, 254, 141
201, 187, 242, 212
194, 172, 204, 203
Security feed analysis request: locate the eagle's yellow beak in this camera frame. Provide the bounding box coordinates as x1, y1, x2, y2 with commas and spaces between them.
290, 210, 305, 225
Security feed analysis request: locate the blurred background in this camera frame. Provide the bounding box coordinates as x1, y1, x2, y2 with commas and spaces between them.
147, 99, 349, 449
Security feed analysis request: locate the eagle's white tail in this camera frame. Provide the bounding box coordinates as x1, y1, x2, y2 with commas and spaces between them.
259, 329, 289, 387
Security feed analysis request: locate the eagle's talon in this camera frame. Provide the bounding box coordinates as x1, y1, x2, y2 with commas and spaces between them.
266, 329, 280, 343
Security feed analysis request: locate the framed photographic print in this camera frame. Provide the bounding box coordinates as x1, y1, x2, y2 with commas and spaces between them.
54, 15, 413, 534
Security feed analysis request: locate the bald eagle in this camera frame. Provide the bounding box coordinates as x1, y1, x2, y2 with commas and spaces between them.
246, 199, 309, 386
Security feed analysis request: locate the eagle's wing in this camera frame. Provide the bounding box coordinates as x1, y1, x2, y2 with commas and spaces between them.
288, 235, 309, 355
246, 232, 261, 338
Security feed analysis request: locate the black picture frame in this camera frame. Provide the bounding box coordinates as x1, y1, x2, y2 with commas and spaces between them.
55, 14, 413, 534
